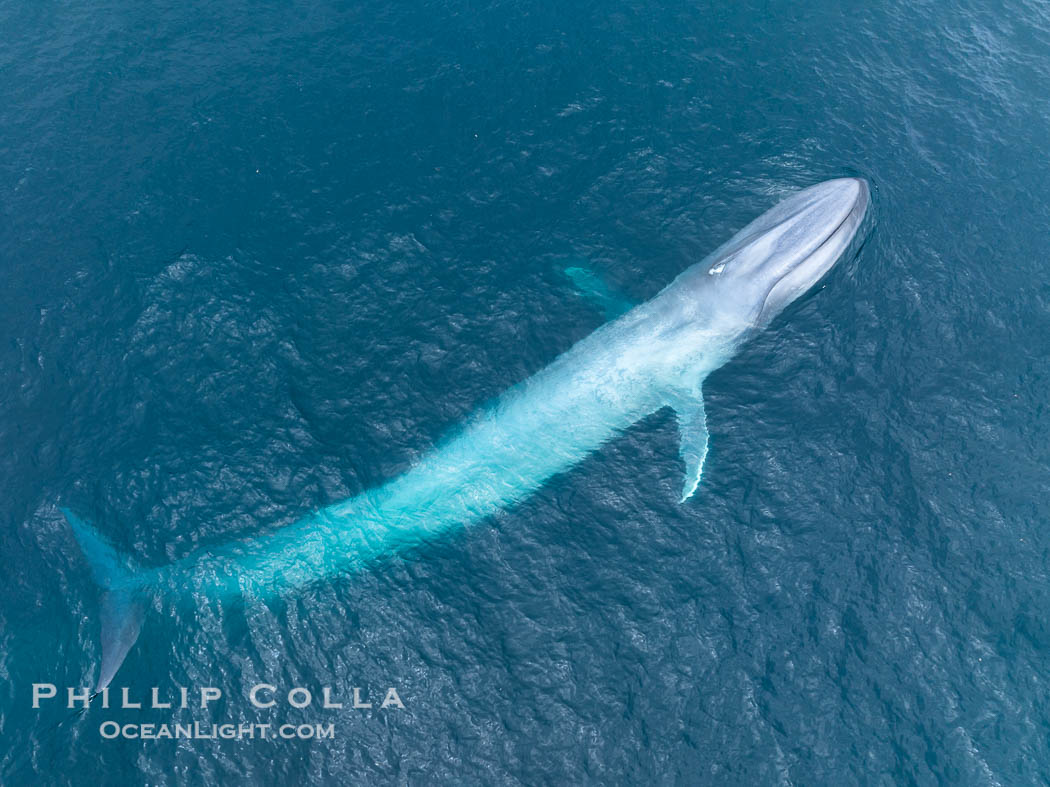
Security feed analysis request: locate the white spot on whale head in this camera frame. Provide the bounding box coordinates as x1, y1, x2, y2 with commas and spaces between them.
708, 262, 725, 275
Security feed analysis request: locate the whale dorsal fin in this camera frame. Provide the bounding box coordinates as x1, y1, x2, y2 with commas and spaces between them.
563, 265, 635, 320
667, 386, 709, 501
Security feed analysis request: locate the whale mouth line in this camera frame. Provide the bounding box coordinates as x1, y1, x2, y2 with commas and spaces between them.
796, 199, 854, 270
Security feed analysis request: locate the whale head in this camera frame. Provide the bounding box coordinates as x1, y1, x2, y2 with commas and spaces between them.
697, 178, 869, 330
709, 178, 865, 327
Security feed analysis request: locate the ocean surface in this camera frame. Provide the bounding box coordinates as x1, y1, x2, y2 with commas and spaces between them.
3, 0, 1050, 784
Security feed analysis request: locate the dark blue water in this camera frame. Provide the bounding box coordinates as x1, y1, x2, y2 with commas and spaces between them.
3, 0, 1050, 783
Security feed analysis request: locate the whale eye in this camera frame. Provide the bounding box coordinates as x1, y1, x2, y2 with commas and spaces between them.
708, 262, 725, 275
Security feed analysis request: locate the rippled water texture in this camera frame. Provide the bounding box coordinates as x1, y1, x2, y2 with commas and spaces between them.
3, 0, 1050, 783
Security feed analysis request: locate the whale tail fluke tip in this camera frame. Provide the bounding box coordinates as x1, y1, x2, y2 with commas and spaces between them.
60, 507, 148, 690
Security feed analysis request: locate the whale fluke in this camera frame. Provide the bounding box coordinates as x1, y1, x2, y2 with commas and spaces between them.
61, 508, 147, 690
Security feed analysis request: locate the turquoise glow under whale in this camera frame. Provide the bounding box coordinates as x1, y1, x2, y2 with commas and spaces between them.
63, 178, 869, 689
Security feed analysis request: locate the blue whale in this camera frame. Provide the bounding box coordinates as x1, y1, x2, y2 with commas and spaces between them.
63, 178, 869, 689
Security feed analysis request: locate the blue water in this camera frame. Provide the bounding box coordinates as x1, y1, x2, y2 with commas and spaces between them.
3, 0, 1050, 783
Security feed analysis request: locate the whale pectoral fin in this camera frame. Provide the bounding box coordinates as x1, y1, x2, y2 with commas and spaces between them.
563, 265, 635, 319
671, 389, 709, 502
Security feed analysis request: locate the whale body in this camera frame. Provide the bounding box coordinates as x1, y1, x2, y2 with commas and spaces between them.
62, 178, 869, 689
